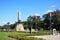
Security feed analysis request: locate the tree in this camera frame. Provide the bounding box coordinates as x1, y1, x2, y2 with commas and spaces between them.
22, 21, 27, 29
27, 16, 33, 34
43, 13, 50, 30
54, 10, 60, 30
27, 16, 41, 31
43, 9, 60, 30
32, 16, 41, 30
10, 22, 17, 29
5, 22, 10, 31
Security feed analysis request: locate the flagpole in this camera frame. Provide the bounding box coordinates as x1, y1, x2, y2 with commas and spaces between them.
50, 13, 53, 35
50, 15, 51, 30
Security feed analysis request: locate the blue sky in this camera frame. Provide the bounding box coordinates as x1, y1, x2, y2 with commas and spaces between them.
0, 0, 60, 25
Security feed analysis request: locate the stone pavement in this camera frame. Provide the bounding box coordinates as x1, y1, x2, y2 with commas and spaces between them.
30, 34, 60, 40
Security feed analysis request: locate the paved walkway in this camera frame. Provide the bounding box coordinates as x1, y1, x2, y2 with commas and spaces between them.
30, 34, 60, 40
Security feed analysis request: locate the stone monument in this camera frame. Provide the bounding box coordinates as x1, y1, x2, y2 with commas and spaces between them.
15, 11, 24, 31
53, 28, 57, 35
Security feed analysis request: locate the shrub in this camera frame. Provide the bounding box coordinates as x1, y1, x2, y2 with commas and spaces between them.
18, 37, 43, 40
8, 35, 17, 39
8, 31, 50, 40
8, 34, 44, 40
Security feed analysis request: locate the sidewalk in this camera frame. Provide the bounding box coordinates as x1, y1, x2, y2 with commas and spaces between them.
30, 34, 60, 40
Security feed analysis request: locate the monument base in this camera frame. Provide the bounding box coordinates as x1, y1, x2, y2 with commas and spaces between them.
15, 23, 25, 31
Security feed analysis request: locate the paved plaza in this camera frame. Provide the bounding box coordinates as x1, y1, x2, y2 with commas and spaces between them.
30, 34, 60, 40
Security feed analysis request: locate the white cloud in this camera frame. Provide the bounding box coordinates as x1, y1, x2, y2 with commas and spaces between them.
26, 15, 30, 18
0, 22, 7, 26
46, 10, 52, 13
43, 10, 53, 14
34, 13, 40, 16
50, 5, 56, 8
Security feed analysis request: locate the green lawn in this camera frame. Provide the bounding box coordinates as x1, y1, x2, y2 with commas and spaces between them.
0, 32, 25, 40
0, 31, 50, 40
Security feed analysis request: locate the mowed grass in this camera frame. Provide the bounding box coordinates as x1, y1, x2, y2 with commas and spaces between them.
0, 32, 27, 40
0, 31, 50, 40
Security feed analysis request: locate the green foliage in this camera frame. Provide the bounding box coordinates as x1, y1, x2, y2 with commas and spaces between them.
8, 34, 44, 40
27, 30, 50, 36
0, 30, 50, 40
43, 9, 60, 30
22, 21, 27, 29
8, 31, 50, 40
27, 16, 41, 29
54, 10, 60, 23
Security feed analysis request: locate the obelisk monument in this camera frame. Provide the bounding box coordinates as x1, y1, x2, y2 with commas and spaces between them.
15, 11, 24, 31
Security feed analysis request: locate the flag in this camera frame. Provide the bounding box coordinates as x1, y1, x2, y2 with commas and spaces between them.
50, 12, 55, 17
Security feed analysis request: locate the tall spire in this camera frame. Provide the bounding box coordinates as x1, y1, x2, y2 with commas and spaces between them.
18, 11, 21, 22
18, 11, 20, 21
